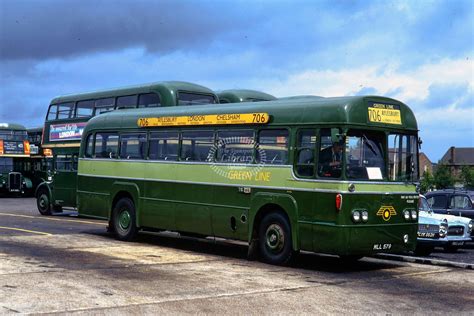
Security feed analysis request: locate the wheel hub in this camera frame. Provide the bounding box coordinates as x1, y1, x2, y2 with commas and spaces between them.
119, 210, 131, 230
265, 224, 284, 252
39, 194, 48, 209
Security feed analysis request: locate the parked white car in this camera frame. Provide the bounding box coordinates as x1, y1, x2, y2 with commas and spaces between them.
417, 195, 472, 256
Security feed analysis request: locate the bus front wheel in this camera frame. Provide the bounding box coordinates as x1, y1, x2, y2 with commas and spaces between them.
258, 212, 294, 265
112, 198, 138, 241
36, 189, 51, 216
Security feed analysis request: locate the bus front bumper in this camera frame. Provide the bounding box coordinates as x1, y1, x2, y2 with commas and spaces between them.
309, 222, 417, 256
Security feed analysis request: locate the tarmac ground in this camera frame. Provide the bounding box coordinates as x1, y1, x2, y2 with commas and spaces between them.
1, 198, 473, 314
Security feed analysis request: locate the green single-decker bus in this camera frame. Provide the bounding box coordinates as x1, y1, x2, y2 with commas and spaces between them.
77, 95, 420, 264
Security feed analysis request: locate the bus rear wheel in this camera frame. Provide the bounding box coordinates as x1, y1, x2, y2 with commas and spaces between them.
258, 212, 294, 265
112, 197, 138, 241
36, 188, 51, 216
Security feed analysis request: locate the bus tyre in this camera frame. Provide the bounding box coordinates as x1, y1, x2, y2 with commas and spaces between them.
112, 198, 138, 241
258, 212, 294, 265
36, 189, 52, 216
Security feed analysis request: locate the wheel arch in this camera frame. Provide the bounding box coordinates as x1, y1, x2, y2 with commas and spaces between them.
248, 192, 300, 251
35, 181, 52, 198
110, 182, 141, 227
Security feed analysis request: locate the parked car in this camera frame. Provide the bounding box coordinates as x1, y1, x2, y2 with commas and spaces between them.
425, 189, 474, 219
417, 195, 473, 255
417, 201, 448, 256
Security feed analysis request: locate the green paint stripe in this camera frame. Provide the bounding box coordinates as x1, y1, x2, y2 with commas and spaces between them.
78, 159, 416, 193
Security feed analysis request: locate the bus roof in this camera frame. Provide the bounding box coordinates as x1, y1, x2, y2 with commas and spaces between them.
0, 123, 27, 131
217, 89, 277, 103
278, 95, 325, 100
50, 81, 216, 104
27, 127, 43, 133
84, 95, 418, 132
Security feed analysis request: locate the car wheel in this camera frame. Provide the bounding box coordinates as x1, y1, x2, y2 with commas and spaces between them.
36, 188, 51, 215
258, 212, 294, 265
112, 197, 138, 241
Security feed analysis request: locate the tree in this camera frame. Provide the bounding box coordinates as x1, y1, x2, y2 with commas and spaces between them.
433, 164, 455, 189
420, 170, 434, 193
460, 166, 474, 189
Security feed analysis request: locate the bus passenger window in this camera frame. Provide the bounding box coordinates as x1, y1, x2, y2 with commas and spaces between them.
55, 155, 72, 171
317, 129, 343, 178
295, 129, 316, 177
94, 98, 115, 115
116, 95, 138, 109
149, 132, 179, 161
120, 133, 147, 160
256, 129, 289, 165
76, 100, 94, 117
216, 130, 254, 164
84, 134, 94, 158
95, 133, 119, 159
56, 103, 74, 119
138, 93, 161, 108
181, 131, 214, 162
47, 104, 58, 120
178, 92, 217, 105
72, 155, 78, 171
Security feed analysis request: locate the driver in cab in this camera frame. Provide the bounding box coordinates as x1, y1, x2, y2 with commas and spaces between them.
318, 141, 343, 178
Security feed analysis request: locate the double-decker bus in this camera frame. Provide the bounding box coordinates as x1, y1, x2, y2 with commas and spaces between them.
76, 95, 420, 264
36, 81, 218, 215
217, 89, 276, 103
19, 128, 53, 195
0, 123, 31, 195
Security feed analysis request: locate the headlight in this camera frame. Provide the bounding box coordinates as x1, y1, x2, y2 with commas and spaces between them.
468, 221, 473, 234
352, 210, 361, 223
361, 210, 369, 222
403, 210, 410, 220
439, 221, 448, 238
410, 210, 417, 220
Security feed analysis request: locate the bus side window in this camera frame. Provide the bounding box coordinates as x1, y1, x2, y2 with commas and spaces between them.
295, 129, 316, 177
94, 98, 115, 115
72, 155, 78, 171
95, 133, 119, 159
76, 100, 94, 118
149, 132, 179, 161
120, 133, 147, 160
84, 134, 94, 158
47, 104, 58, 120
138, 93, 161, 108
180, 131, 214, 162
55, 155, 72, 171
256, 129, 289, 165
216, 130, 254, 164
178, 92, 217, 105
317, 128, 343, 178
116, 95, 138, 109
56, 102, 74, 119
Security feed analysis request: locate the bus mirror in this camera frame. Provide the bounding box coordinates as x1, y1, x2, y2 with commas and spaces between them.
331, 128, 344, 143
418, 137, 423, 149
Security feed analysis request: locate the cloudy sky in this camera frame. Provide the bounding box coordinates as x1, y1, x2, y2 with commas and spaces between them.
0, 0, 472, 161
